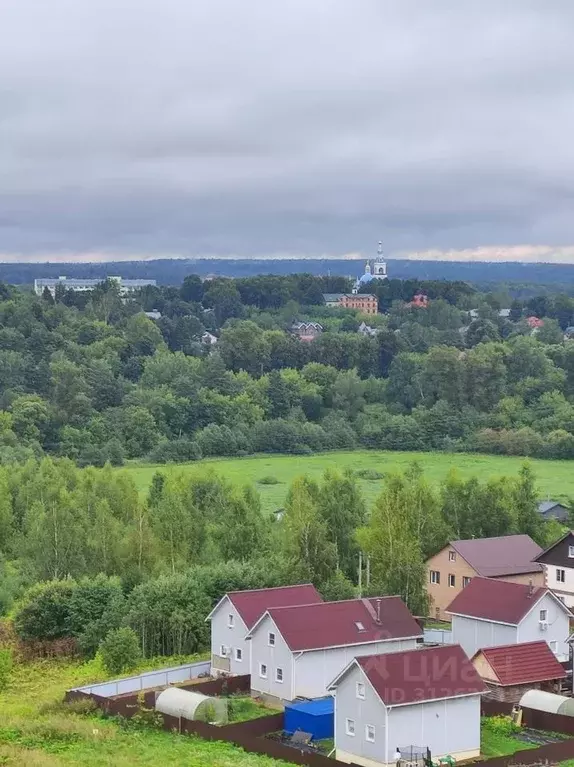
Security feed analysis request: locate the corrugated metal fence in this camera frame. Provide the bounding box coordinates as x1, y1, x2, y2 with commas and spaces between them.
423, 628, 453, 644
67, 660, 211, 698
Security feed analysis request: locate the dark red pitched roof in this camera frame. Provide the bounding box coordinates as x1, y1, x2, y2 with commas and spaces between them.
264, 597, 422, 652
227, 584, 322, 629
354, 645, 486, 706
450, 535, 543, 577
474, 641, 567, 687
446, 577, 548, 624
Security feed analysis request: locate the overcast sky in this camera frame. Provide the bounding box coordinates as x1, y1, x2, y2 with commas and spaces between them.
2, 0, 574, 263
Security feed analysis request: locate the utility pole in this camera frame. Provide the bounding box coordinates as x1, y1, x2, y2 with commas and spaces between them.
358, 551, 363, 598
366, 556, 371, 590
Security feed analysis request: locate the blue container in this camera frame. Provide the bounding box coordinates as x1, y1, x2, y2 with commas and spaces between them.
284, 697, 334, 741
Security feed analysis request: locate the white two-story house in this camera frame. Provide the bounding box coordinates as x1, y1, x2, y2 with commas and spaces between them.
246, 596, 423, 703
206, 584, 322, 676
446, 576, 572, 662
534, 530, 574, 609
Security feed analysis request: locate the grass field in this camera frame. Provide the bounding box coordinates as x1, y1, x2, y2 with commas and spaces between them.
125, 450, 574, 514
0, 656, 289, 767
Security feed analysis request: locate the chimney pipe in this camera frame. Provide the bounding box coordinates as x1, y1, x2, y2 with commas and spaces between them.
528, 579, 534, 597
376, 598, 382, 624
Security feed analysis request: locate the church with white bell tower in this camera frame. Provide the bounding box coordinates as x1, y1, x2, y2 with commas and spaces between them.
352, 241, 388, 293
373, 241, 387, 278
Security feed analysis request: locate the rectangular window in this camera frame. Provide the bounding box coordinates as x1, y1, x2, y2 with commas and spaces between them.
448, 551, 456, 562
356, 682, 365, 699
557, 568, 566, 583
448, 574, 456, 588
462, 576, 472, 588
275, 668, 283, 683
345, 718, 355, 737
220, 645, 227, 657
365, 724, 376, 743
550, 640, 558, 654
539, 609, 548, 622
259, 663, 267, 679
429, 570, 440, 585
569, 545, 574, 558
228, 613, 234, 628
268, 632, 276, 647
234, 648, 242, 661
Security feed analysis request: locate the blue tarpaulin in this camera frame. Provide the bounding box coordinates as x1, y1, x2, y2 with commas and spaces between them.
284, 697, 334, 741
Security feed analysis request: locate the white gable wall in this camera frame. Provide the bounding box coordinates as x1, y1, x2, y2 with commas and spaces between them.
517, 593, 570, 661
249, 614, 294, 702
543, 564, 574, 609
334, 663, 386, 766
209, 596, 249, 675
451, 615, 516, 659
295, 638, 419, 700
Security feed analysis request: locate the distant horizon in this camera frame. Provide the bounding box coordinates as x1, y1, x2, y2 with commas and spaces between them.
4, 244, 574, 266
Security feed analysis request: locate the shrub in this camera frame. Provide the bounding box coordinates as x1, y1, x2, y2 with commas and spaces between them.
100, 627, 141, 675
257, 475, 281, 485
481, 715, 519, 736
354, 469, 384, 480
13, 580, 76, 642
0, 648, 12, 690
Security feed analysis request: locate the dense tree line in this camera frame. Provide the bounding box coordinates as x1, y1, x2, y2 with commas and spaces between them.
8, 459, 557, 658
0, 275, 574, 464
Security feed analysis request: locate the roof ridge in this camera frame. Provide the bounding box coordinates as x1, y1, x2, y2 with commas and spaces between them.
480, 640, 547, 653
228, 583, 316, 596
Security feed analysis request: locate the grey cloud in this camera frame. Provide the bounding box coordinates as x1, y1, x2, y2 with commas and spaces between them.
1, 0, 574, 260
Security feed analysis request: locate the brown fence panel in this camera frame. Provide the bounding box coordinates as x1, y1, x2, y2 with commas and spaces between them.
179, 674, 250, 696
481, 698, 514, 717
222, 712, 284, 737
521, 706, 574, 736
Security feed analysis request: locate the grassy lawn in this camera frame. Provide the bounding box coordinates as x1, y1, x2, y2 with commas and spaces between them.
481, 718, 537, 759
0, 657, 290, 767
124, 450, 574, 514
481, 728, 535, 759
228, 696, 275, 723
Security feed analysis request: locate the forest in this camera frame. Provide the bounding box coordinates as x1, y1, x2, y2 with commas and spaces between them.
0, 274, 573, 467
0, 271, 571, 672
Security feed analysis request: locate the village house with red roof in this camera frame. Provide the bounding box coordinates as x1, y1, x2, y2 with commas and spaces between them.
328, 645, 486, 766
426, 534, 544, 620
446, 576, 572, 662
471, 640, 567, 703
245, 596, 422, 703
205, 584, 322, 676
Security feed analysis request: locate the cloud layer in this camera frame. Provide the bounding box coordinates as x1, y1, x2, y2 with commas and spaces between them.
2, 1, 574, 261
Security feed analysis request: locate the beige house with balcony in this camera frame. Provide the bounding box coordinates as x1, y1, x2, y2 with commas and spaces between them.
426, 535, 544, 621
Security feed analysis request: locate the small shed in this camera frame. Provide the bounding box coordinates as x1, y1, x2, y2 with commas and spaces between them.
284, 697, 334, 740
519, 689, 574, 717
155, 687, 228, 724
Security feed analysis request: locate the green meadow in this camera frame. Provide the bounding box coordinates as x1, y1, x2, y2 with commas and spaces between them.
125, 450, 574, 514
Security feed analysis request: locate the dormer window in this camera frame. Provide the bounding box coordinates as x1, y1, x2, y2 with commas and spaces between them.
355, 622, 365, 631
